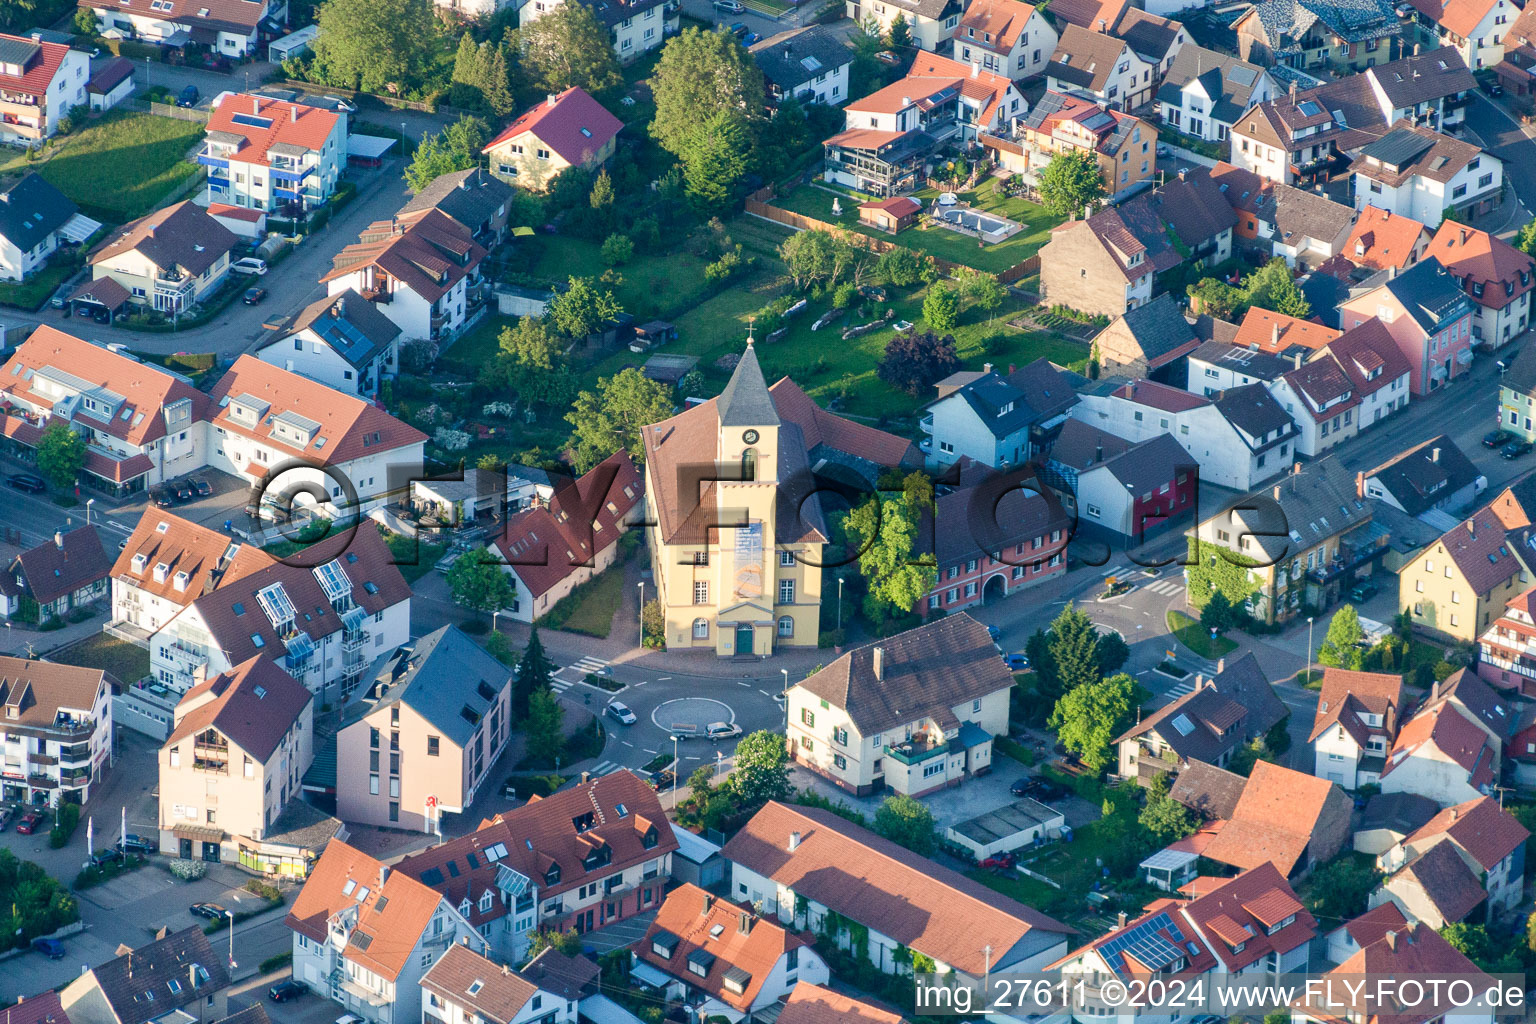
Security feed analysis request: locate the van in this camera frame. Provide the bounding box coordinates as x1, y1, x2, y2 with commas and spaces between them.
176, 85, 199, 107
231, 257, 268, 276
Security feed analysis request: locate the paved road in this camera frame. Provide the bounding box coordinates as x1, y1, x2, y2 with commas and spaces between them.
1462, 92, 1536, 219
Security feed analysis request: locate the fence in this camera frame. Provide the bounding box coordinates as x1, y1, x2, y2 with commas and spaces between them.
149, 101, 209, 123
271, 80, 475, 119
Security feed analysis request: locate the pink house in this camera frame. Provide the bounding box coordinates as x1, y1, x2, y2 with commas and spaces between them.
1339, 257, 1475, 396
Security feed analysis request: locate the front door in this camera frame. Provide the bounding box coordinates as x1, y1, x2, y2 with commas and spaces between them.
735, 624, 753, 655
179, 838, 192, 859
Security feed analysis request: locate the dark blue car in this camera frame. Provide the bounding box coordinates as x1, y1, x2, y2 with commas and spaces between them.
32, 938, 64, 959
176, 85, 199, 107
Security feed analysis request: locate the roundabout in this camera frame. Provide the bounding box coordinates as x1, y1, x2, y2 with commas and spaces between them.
652, 697, 736, 733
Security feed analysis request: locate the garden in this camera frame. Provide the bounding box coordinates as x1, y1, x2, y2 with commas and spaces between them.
31, 111, 205, 223
51, 633, 150, 685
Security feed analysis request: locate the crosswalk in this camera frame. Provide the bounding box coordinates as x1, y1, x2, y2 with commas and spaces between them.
551, 655, 612, 693
1164, 677, 1197, 700
586, 760, 624, 777
1142, 578, 1186, 597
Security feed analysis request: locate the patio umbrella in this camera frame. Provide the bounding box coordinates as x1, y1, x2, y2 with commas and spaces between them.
86, 816, 93, 859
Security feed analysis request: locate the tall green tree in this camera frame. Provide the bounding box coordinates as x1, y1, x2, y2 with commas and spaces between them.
449, 32, 487, 110
886, 12, 911, 47
923, 283, 959, 331
524, 687, 566, 767
650, 27, 766, 161
308, 0, 442, 95
482, 46, 516, 118
565, 367, 674, 471
1048, 604, 1103, 696
520, 2, 622, 95
1304, 857, 1380, 922
1245, 258, 1311, 319
1139, 774, 1196, 844
514, 626, 556, 717
729, 730, 792, 804
873, 795, 936, 855
1318, 605, 1365, 670
1037, 149, 1105, 219
1518, 220, 1536, 258
34, 422, 84, 490
405, 115, 490, 194
1200, 591, 1237, 635
844, 490, 937, 618
547, 276, 621, 339
486, 316, 576, 408
681, 111, 755, 210
444, 546, 515, 615
1050, 672, 1138, 774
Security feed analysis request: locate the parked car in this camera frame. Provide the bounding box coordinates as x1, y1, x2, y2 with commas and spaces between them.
119, 834, 155, 854
712, 0, 744, 10
49, 285, 71, 309
92, 306, 110, 324
1011, 777, 1067, 801
15, 811, 44, 834
151, 487, 174, 508
31, 937, 64, 959
231, 257, 268, 276
744, 31, 761, 43
5, 473, 45, 493
176, 85, 199, 107
705, 721, 742, 741
1497, 349, 1522, 371
90, 847, 122, 867
1484, 79, 1505, 97
172, 481, 194, 503
728, 21, 748, 35
243, 286, 267, 304
268, 981, 306, 1003
1349, 581, 1379, 603
875, 49, 900, 64
1504, 438, 1534, 459
605, 701, 637, 726
986, 624, 1001, 642
1485, 429, 1516, 448
978, 851, 1016, 870
191, 477, 212, 498
1004, 653, 1030, 671
0, 808, 12, 831
190, 902, 228, 920
647, 769, 674, 791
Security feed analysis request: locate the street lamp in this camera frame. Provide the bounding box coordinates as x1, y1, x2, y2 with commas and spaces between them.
491, 608, 501, 633
780, 668, 789, 730
85, 498, 94, 527
225, 909, 236, 969
1306, 615, 1316, 684
671, 733, 680, 810
836, 578, 844, 632
400, 122, 407, 157
638, 581, 646, 645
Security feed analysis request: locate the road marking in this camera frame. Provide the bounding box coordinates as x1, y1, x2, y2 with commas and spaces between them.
1101, 564, 1124, 578
657, 676, 671, 681
588, 761, 623, 776
621, 741, 634, 747
683, 755, 703, 761
737, 680, 752, 686
759, 689, 774, 697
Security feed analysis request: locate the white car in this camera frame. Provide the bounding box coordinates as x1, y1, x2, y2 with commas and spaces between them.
336, 1016, 365, 1024
606, 701, 637, 726
705, 721, 742, 741
231, 257, 268, 276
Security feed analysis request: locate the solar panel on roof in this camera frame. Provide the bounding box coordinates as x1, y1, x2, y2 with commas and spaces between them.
230, 113, 273, 129
1229, 65, 1257, 86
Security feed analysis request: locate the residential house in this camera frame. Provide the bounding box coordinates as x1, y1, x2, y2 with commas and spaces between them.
1209, 160, 1356, 269
285, 839, 487, 1024
951, 0, 1056, 79
409, 464, 555, 526
0, 655, 113, 807
484, 88, 622, 192
1046, 24, 1156, 110
336, 625, 511, 833
1340, 257, 1476, 395
1038, 205, 1167, 318
1311, 668, 1403, 788
1069, 378, 1295, 490
1316, 316, 1414, 429
251, 290, 402, 400
925, 463, 1070, 611
1230, 76, 1389, 185
1406, 0, 1517, 69
1042, 419, 1198, 542
1232, 0, 1398, 71
397, 168, 519, 249
1380, 795, 1529, 921
1089, 293, 1200, 382
1364, 49, 1478, 132
1495, 345, 1536, 441
517, 949, 601, 1011
981, 91, 1157, 199
205, 356, 427, 521
1294, 922, 1492, 1024
518, 0, 677, 61
1351, 124, 1502, 224
60, 927, 230, 1024
1496, 3, 1536, 95
1420, 668, 1518, 760
109, 508, 274, 648
1476, 583, 1536, 692
1340, 205, 1430, 274
778, 985, 904, 1024
1398, 505, 1532, 641
1115, 653, 1287, 781
1113, 7, 1190, 83
1379, 702, 1498, 805
1169, 759, 1248, 819
631, 886, 829, 1022
491, 451, 642, 622
1423, 221, 1535, 351
0, 526, 110, 624
1321, 901, 1411, 965
320, 209, 487, 343
157, 655, 336, 875
1202, 760, 1353, 877
0, 173, 83, 281
1373, 838, 1487, 928
1267, 356, 1360, 456
723, 801, 1076, 980
423, 944, 580, 1024
1050, 863, 1316, 991
1362, 436, 1483, 525
1355, 792, 1441, 855
85, 55, 132, 111
750, 27, 851, 107
200, 94, 346, 215
0, 34, 88, 144
920, 362, 1073, 467
1044, 0, 1127, 31
146, 526, 412, 702
1186, 339, 1298, 393
786, 614, 1008, 795
88, 201, 236, 314
394, 770, 677, 958
1159, 46, 1278, 144
0, 326, 207, 496
1, 996, 69, 1024
78, 0, 280, 56
845, 0, 961, 52
1190, 456, 1383, 622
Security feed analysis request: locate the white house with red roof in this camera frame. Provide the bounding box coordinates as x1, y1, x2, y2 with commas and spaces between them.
1422, 220, 1535, 351
1379, 701, 1499, 806
1379, 794, 1529, 921
0, 326, 207, 496
1406, 0, 1515, 70
0, 34, 87, 144
952, 0, 1056, 79
1294, 920, 1492, 1024
199, 93, 347, 215
79, 0, 281, 56
482, 87, 623, 192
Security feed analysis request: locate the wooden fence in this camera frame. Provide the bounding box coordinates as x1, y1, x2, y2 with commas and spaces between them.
149, 101, 209, 123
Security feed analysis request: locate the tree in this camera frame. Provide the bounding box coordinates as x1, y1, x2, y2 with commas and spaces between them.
1318, 605, 1365, 670
873, 795, 936, 855
886, 12, 911, 47
1025, 628, 1059, 701
487, 315, 575, 408
729, 730, 791, 804
520, 2, 622, 95
922, 283, 959, 331
1096, 629, 1130, 677
548, 276, 621, 339
514, 626, 555, 717
876, 330, 959, 396
1050, 672, 1137, 774
405, 115, 489, 194
35, 422, 84, 490
600, 233, 634, 265
449, 32, 487, 110
1519, 220, 1536, 258
524, 687, 565, 767
1037, 149, 1106, 219
681, 111, 755, 210
482, 46, 516, 118
445, 547, 515, 615
1139, 775, 1195, 844
526, 927, 582, 960
650, 27, 765, 161
1200, 591, 1237, 635
878, 246, 934, 287
1304, 857, 1380, 923
1048, 605, 1104, 697
844, 492, 937, 617
779, 229, 839, 290
1525, 907, 1536, 954
1187, 278, 1245, 320
1244, 258, 1311, 319
959, 270, 1007, 325
308, 0, 442, 95
565, 367, 674, 471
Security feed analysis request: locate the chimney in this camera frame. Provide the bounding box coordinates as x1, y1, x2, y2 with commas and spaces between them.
1217, 657, 1225, 674
1431, 680, 1440, 701
379, 864, 389, 889
1194, 674, 1205, 689
1289, 81, 1297, 101
1094, 444, 1103, 463
983, 362, 993, 374
738, 911, 753, 935
1117, 911, 1128, 927
581, 770, 591, 785
1383, 209, 1390, 219
546, 93, 557, 107
1098, 17, 1106, 28
502, 964, 510, 976
1272, 322, 1280, 345
1356, 471, 1365, 498
788, 831, 802, 852
1432, 447, 1440, 462
1178, 168, 1188, 182
1414, 42, 1421, 55
336, 296, 345, 318
873, 647, 885, 680
971, 62, 979, 78
702, 893, 715, 916
1386, 931, 1397, 950
1273, 485, 1282, 500
53, 531, 62, 550
1292, 351, 1302, 369
1450, 807, 1459, 821
1468, 519, 1476, 535
1460, 229, 1468, 244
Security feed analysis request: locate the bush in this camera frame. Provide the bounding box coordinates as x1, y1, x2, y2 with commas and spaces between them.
259, 951, 292, 974
74, 854, 147, 889
600, 233, 634, 266
503, 773, 565, 798
244, 878, 283, 903
168, 858, 207, 881
48, 803, 81, 849
832, 282, 857, 309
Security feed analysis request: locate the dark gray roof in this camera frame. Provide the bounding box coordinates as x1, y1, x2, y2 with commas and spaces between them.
263, 798, 344, 851
0, 37, 40, 67
1382, 257, 1474, 333
1209, 455, 1370, 561
0, 172, 76, 253
1247, 0, 1397, 50
1095, 432, 1198, 494
1365, 435, 1480, 517
1169, 759, 1246, 820
1122, 168, 1237, 252
1048, 417, 1135, 471
1424, 668, 1516, 742
1005, 358, 1079, 420
1113, 293, 1200, 362
716, 341, 780, 428
348, 625, 510, 748
1188, 341, 1296, 382
577, 0, 673, 28
1360, 791, 1440, 835
86, 926, 230, 1024
398, 167, 516, 236
1160, 45, 1270, 124
946, 372, 1038, 439
282, 289, 401, 369
1117, 652, 1287, 765
1360, 126, 1438, 169
1212, 383, 1294, 445
750, 26, 851, 91
1397, 839, 1487, 923
1501, 339, 1536, 396
1368, 49, 1475, 110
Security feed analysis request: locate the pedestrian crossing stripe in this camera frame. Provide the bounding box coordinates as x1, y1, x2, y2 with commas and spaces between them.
549, 678, 574, 693
572, 656, 610, 673
1165, 681, 1194, 699
589, 761, 622, 776
1144, 580, 1186, 595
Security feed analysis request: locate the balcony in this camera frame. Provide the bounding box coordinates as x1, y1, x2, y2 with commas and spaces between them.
30, 754, 56, 766
884, 737, 948, 766
1306, 522, 1390, 583
59, 770, 88, 789
919, 414, 934, 433
26, 774, 55, 790
342, 631, 368, 653
269, 164, 314, 183
360, 287, 391, 304
196, 145, 230, 170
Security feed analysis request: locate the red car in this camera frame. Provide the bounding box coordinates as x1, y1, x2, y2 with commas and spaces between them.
979, 851, 1016, 870
16, 811, 44, 834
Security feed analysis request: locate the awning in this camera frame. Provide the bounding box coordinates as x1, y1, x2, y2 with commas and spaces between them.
172, 824, 224, 843
629, 961, 672, 990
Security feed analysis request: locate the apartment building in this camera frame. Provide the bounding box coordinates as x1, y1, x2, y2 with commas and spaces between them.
394, 770, 677, 959
920, 359, 1079, 468
423, 945, 580, 1024
1407, 0, 1516, 69
78, 0, 281, 55
252, 290, 402, 400
1046, 24, 1156, 110
1311, 668, 1403, 788
0, 656, 112, 808
286, 840, 487, 1024
0, 327, 205, 497
1365, 49, 1478, 132
0, 34, 87, 144
482, 88, 623, 192
200, 94, 347, 215
951, 0, 1055, 79
336, 625, 511, 833
981, 91, 1157, 198
1316, 317, 1414, 431
89, 201, 237, 314
1363, 436, 1483, 524
1158, 45, 1277, 143
1232, 0, 1397, 70
927, 465, 1070, 610
61, 927, 230, 1024
1350, 124, 1502, 224
518, 0, 677, 61
1341, 258, 1476, 395
1400, 505, 1532, 641
1230, 76, 1387, 185
1267, 357, 1359, 456
147, 527, 411, 702
1423, 221, 1535, 351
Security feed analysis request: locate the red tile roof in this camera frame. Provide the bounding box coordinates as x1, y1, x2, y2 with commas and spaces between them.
420, 944, 540, 1024
1342, 901, 1409, 948
1304, 924, 1488, 1024
778, 984, 906, 1024
849, 52, 1015, 127
768, 377, 920, 468
1105, 378, 1210, 412
112, 511, 274, 613
320, 208, 485, 305
484, 87, 622, 167
1233, 306, 1340, 353
206, 94, 340, 169
956, 0, 1040, 52
77, 0, 269, 33
1202, 760, 1341, 875
1406, 794, 1529, 870
1343, 206, 1428, 271
1309, 668, 1402, 745
1424, 220, 1536, 312
7, 525, 110, 606
0, 34, 69, 98
1383, 703, 1496, 790
1181, 863, 1315, 972
1406, 0, 1499, 41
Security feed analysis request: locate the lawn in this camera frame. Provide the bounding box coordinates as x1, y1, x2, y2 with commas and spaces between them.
769, 181, 1062, 274
37, 111, 204, 222
1166, 609, 1238, 659
52, 633, 150, 684
536, 567, 626, 638
0, 259, 75, 311
383, 532, 448, 584
532, 236, 718, 321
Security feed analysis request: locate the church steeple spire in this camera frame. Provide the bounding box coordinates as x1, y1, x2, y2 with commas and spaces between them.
716, 331, 779, 429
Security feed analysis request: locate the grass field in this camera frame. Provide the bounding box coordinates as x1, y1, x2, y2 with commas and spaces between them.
1166, 609, 1238, 658
0, 260, 74, 311
52, 633, 150, 684
769, 181, 1061, 274
38, 111, 204, 222
537, 567, 626, 637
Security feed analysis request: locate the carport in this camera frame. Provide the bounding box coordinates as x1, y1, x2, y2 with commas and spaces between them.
944, 798, 1066, 860
67, 277, 129, 322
